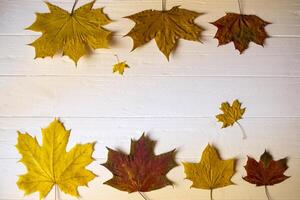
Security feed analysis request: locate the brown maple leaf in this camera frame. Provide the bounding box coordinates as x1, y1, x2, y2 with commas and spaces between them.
211, 13, 270, 53
102, 133, 177, 193
243, 150, 290, 186
125, 6, 203, 60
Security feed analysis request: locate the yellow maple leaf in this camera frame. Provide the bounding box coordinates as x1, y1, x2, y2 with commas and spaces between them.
27, 1, 112, 64
113, 61, 129, 75
183, 144, 235, 199
125, 6, 203, 60
16, 119, 96, 199
216, 99, 246, 128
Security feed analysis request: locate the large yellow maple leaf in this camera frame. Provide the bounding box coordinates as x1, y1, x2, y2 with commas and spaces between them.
27, 1, 112, 64
16, 119, 96, 199
183, 144, 235, 199
125, 6, 203, 60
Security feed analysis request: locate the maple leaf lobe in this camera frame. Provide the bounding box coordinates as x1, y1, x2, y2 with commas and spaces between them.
211, 13, 270, 53
16, 119, 96, 199
243, 150, 290, 186
27, 1, 112, 64
125, 6, 203, 60
260, 150, 273, 167
102, 133, 177, 193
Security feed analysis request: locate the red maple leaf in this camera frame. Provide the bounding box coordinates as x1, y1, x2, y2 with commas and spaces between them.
102, 134, 177, 193
243, 150, 290, 186
211, 13, 270, 53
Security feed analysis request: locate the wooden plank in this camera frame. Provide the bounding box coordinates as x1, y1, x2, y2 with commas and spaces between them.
0, 77, 299, 117
0, 36, 300, 76
0, 157, 298, 200
0, 0, 299, 36
1, 117, 299, 159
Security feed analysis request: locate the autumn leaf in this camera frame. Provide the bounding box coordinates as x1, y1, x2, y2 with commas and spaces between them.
16, 119, 96, 199
183, 144, 236, 199
243, 150, 290, 199
113, 61, 129, 75
27, 1, 112, 64
125, 6, 203, 60
102, 133, 177, 193
113, 55, 129, 75
211, 13, 270, 53
216, 99, 246, 128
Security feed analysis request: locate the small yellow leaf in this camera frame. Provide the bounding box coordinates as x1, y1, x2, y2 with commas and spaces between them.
125, 6, 203, 60
113, 61, 129, 75
16, 119, 96, 199
27, 1, 112, 64
216, 99, 246, 128
183, 144, 235, 196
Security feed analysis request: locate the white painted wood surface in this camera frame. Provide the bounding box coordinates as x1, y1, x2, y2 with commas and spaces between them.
0, 0, 299, 199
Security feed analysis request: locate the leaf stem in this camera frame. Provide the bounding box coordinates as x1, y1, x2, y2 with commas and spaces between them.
114, 54, 120, 63
210, 189, 213, 200
139, 191, 149, 200
265, 186, 272, 200
71, 0, 79, 14
54, 185, 60, 200
236, 121, 247, 140
162, 0, 166, 11
238, 0, 243, 14
55, 185, 57, 200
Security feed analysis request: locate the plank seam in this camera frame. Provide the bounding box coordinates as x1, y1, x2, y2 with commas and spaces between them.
1, 116, 300, 119
0, 75, 300, 78
1, 34, 300, 38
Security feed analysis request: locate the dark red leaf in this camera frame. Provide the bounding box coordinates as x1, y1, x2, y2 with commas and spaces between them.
211, 13, 270, 53
243, 150, 290, 186
102, 133, 177, 193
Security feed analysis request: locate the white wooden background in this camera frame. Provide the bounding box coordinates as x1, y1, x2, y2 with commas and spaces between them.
0, 0, 299, 199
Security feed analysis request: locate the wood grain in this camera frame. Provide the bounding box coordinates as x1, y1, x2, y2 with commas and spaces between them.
0, 36, 300, 76
1, 117, 300, 159
0, 77, 299, 117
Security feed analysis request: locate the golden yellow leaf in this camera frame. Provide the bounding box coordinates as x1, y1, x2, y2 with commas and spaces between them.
216, 99, 246, 128
125, 6, 203, 60
16, 119, 96, 199
183, 144, 235, 199
27, 1, 112, 64
113, 61, 129, 75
